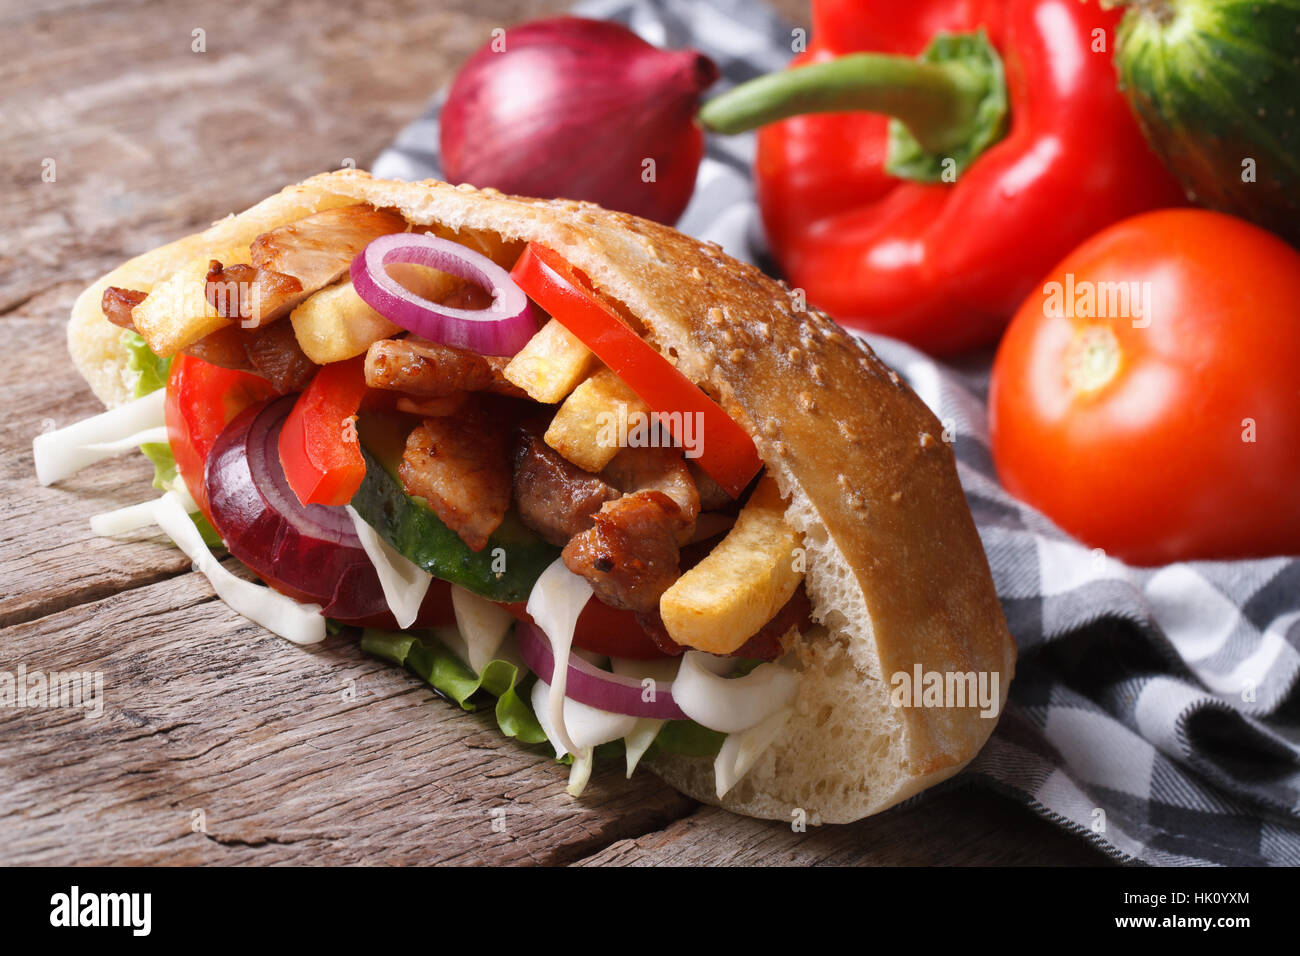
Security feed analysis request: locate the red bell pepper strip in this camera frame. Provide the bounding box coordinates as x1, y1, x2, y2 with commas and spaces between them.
278, 357, 370, 506
510, 243, 762, 498
166, 354, 278, 520
699, 0, 1186, 355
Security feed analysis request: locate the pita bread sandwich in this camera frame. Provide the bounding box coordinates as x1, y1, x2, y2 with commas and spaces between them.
38, 170, 1014, 824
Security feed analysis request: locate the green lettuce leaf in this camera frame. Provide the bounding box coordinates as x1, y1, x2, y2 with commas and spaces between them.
123, 329, 172, 399
361, 628, 550, 745
360, 627, 727, 762
120, 330, 221, 546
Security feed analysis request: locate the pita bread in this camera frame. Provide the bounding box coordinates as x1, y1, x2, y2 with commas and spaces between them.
68, 170, 1015, 824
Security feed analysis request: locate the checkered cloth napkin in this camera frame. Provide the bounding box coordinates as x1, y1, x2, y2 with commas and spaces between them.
373, 0, 1300, 866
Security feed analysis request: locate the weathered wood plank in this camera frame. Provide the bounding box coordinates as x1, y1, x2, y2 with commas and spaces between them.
0, 0, 611, 309
574, 790, 1114, 866
0, 569, 696, 865
0, 296, 197, 628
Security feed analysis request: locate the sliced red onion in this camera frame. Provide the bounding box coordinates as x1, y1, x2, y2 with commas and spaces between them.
517, 621, 687, 720
207, 396, 387, 622
245, 395, 361, 549
350, 233, 536, 356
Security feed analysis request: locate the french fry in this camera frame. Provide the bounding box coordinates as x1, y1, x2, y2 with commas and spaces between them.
545, 368, 650, 473
290, 281, 399, 364
659, 476, 803, 655
130, 253, 238, 356
503, 318, 596, 403
289, 265, 460, 364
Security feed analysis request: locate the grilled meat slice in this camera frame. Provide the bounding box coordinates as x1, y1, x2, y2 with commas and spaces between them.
366, 336, 493, 396
561, 491, 683, 613
399, 405, 512, 552
184, 326, 256, 372
602, 446, 700, 539
251, 205, 408, 292
241, 320, 318, 393
513, 426, 620, 547
689, 461, 734, 511
365, 336, 527, 398
101, 286, 147, 330
204, 261, 305, 328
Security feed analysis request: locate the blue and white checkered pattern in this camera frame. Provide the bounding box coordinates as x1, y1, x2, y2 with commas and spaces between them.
374, 0, 1300, 866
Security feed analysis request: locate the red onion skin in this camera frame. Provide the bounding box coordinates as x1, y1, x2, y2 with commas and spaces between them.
441, 17, 718, 225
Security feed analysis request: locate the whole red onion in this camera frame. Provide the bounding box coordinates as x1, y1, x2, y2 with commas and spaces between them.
440, 17, 719, 225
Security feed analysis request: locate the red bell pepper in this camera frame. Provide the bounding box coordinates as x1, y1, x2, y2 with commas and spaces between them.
278, 357, 370, 506
166, 354, 278, 520
699, 0, 1185, 355
511, 243, 762, 498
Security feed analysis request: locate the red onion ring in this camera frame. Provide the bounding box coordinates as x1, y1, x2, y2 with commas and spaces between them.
350, 233, 536, 356
247, 395, 361, 549
517, 621, 687, 720
206, 396, 399, 624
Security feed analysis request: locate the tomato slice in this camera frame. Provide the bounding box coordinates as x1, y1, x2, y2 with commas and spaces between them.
504, 599, 672, 660
166, 354, 278, 519
510, 243, 762, 498
278, 357, 370, 506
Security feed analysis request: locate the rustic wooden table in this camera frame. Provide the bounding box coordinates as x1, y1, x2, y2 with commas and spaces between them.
0, 0, 1111, 865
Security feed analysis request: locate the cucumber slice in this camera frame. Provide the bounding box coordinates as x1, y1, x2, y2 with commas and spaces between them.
349, 446, 559, 603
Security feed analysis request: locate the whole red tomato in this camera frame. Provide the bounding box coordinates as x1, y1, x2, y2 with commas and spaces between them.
989, 209, 1300, 566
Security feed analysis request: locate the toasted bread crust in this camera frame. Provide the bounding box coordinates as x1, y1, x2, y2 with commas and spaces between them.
68, 171, 1014, 823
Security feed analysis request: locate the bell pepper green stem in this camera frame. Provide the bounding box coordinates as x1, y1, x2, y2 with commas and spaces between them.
701, 54, 984, 153
699, 30, 1010, 184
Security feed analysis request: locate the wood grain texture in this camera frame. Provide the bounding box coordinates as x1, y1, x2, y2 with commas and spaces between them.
575, 791, 1113, 866
0, 0, 1111, 866
1, 569, 696, 865
0, 297, 192, 629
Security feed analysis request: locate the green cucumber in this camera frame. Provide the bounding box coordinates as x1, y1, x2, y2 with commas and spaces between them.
349, 446, 559, 603
1114, 0, 1300, 244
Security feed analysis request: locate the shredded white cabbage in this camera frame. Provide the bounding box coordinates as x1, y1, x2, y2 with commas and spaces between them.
714, 706, 793, 798
33, 388, 166, 485
524, 559, 592, 759
153, 491, 325, 645
567, 749, 595, 798
91, 484, 200, 538
85, 426, 169, 454
621, 718, 665, 778
345, 505, 431, 628
530, 677, 637, 760
89, 499, 162, 536
609, 656, 681, 778
449, 585, 516, 674
672, 651, 798, 733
